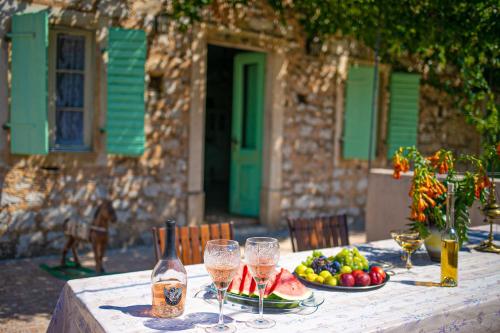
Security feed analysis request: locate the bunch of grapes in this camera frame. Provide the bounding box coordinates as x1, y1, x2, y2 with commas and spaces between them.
311, 256, 342, 275
334, 247, 369, 271
311, 256, 327, 274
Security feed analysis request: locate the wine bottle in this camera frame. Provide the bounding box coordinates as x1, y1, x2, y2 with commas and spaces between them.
441, 182, 459, 287
151, 220, 187, 317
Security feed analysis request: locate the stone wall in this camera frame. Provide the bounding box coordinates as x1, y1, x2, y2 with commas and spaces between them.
0, 0, 482, 258
418, 84, 481, 157
0, 0, 192, 258
279, 52, 369, 229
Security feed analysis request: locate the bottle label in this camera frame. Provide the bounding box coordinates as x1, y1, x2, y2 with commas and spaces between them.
163, 286, 183, 306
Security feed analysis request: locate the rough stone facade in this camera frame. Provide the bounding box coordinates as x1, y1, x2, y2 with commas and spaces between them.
0, 0, 481, 258
418, 84, 481, 157
279, 53, 369, 228
0, 0, 192, 258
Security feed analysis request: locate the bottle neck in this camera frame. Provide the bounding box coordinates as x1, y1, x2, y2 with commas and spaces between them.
446, 185, 455, 230
163, 224, 178, 260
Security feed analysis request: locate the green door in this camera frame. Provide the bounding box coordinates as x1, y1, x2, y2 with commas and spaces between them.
229, 52, 265, 217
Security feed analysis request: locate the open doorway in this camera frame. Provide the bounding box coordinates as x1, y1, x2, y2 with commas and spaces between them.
203, 45, 266, 224
203, 45, 239, 219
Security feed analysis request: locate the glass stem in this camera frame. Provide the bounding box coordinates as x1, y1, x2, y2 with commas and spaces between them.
258, 283, 266, 321
217, 289, 226, 327
405, 251, 412, 269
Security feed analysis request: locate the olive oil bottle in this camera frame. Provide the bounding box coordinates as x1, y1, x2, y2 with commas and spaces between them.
441, 182, 459, 287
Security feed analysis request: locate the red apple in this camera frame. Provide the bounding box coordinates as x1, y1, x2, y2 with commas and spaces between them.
355, 272, 371, 286
340, 273, 355, 287
352, 270, 365, 278
369, 271, 384, 285
370, 266, 386, 280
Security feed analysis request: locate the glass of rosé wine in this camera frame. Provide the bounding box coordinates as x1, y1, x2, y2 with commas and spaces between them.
244, 237, 280, 329
204, 239, 241, 333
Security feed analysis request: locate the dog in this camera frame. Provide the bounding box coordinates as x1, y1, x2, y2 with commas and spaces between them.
61, 200, 117, 274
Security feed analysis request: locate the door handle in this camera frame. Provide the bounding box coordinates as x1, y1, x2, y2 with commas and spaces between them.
231, 138, 239, 146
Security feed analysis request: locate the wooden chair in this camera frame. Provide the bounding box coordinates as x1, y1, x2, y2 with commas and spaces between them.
287, 215, 349, 252
152, 222, 234, 265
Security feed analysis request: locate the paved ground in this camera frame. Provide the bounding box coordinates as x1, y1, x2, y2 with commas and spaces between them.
0, 232, 365, 333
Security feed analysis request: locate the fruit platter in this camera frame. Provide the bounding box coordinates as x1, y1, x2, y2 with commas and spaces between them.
225, 264, 322, 309
294, 248, 390, 291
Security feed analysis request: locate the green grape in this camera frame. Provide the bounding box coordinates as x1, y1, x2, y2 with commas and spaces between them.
352, 247, 360, 256
312, 250, 323, 258
345, 258, 353, 267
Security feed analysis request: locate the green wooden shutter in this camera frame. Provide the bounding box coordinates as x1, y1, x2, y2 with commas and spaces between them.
386, 73, 420, 158
106, 28, 146, 156
343, 65, 376, 159
10, 11, 49, 155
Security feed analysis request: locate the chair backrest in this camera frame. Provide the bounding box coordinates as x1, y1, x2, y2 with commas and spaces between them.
152, 222, 234, 265
287, 215, 349, 252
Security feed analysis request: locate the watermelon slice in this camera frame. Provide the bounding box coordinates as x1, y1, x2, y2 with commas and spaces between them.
241, 269, 257, 296
249, 278, 258, 297
228, 264, 247, 294
239, 266, 249, 294
264, 268, 283, 297
248, 273, 257, 296
268, 269, 311, 301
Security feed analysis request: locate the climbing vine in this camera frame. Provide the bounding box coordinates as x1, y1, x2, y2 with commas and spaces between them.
167, 0, 499, 148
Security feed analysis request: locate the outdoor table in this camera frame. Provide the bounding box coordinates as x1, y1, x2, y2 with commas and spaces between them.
48, 226, 500, 333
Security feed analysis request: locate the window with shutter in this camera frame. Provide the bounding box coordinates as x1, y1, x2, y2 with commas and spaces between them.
342, 65, 377, 160
48, 28, 94, 151
386, 73, 420, 159
10, 11, 49, 155
106, 28, 146, 156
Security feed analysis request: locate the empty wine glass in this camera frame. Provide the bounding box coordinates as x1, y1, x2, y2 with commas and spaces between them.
204, 239, 241, 333
244, 237, 279, 329
390, 230, 423, 270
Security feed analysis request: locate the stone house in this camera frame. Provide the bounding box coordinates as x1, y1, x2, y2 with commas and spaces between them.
0, 0, 480, 258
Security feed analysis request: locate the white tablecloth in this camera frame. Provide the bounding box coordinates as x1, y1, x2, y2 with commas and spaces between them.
48, 227, 500, 333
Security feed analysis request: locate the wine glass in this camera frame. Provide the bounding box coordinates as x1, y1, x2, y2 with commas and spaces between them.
390, 230, 407, 262
390, 230, 424, 270
244, 237, 280, 329
204, 239, 241, 333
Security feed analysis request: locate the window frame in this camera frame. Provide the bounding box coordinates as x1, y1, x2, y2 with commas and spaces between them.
48, 27, 94, 152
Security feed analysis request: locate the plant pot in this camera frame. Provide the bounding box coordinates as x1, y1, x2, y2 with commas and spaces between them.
424, 227, 441, 262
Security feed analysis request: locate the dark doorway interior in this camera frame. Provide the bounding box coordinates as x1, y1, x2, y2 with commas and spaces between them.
204, 45, 240, 218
